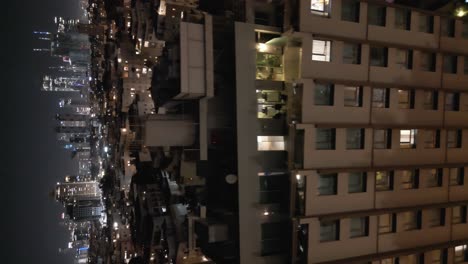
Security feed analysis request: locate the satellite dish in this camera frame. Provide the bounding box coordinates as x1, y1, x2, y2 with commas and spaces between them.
225, 174, 238, 184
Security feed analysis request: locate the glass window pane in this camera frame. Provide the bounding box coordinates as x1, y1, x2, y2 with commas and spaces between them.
314, 84, 334, 105
400, 129, 417, 149
376, 171, 392, 191
316, 128, 336, 150
344, 86, 361, 107
378, 214, 393, 234
346, 128, 364, 149
341, 0, 360, 22
311, 0, 331, 16
372, 88, 388, 108
349, 172, 366, 193
350, 217, 368, 238
318, 174, 337, 195
343, 43, 360, 64
312, 40, 331, 61
374, 129, 390, 149
320, 220, 339, 241
368, 4, 386, 26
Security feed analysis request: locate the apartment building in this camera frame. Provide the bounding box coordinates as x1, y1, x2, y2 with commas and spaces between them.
235, 0, 468, 263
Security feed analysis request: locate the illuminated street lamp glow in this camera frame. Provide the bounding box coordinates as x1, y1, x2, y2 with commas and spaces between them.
456, 7, 467, 17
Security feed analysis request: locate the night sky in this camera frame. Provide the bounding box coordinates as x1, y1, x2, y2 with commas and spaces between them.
3, 0, 84, 263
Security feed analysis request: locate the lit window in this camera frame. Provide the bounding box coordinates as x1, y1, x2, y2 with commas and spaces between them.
311, 0, 331, 16
455, 245, 468, 263
376, 171, 393, 191
257, 136, 285, 151
400, 129, 417, 149
312, 40, 331, 62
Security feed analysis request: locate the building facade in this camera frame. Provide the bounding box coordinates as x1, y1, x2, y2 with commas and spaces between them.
235, 0, 468, 263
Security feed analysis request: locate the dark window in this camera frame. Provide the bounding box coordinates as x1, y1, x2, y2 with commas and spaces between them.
316, 128, 336, 150
443, 55, 458, 74
441, 18, 455, 37
368, 4, 386, 26
320, 220, 340, 242
344, 86, 363, 107
343, 42, 361, 64
374, 129, 392, 149
370, 47, 388, 67
423, 91, 438, 110
395, 8, 411, 30
447, 129, 463, 148
348, 172, 367, 193
318, 173, 338, 195
341, 0, 360, 22
346, 128, 365, 149
372, 88, 390, 108
314, 84, 334, 105
445, 92, 460, 111
418, 13, 434, 33
420, 52, 436, 72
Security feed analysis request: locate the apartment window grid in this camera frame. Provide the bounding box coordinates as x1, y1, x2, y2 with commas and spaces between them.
423, 91, 438, 110
311, 0, 331, 17
343, 42, 361, 64
395, 8, 411, 30
447, 129, 462, 148
426, 168, 443, 188
376, 171, 394, 191
368, 4, 386, 26
373, 88, 390, 108
398, 89, 415, 109
449, 167, 465, 186
400, 169, 419, 190
341, 0, 360, 22
312, 40, 331, 61
346, 128, 365, 150
418, 13, 434, 33
344, 86, 363, 107
314, 83, 334, 105
424, 130, 440, 149
374, 129, 392, 149
316, 128, 336, 150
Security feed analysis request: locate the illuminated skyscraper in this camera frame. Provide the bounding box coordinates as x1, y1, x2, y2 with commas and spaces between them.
42, 75, 88, 92
55, 181, 101, 203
